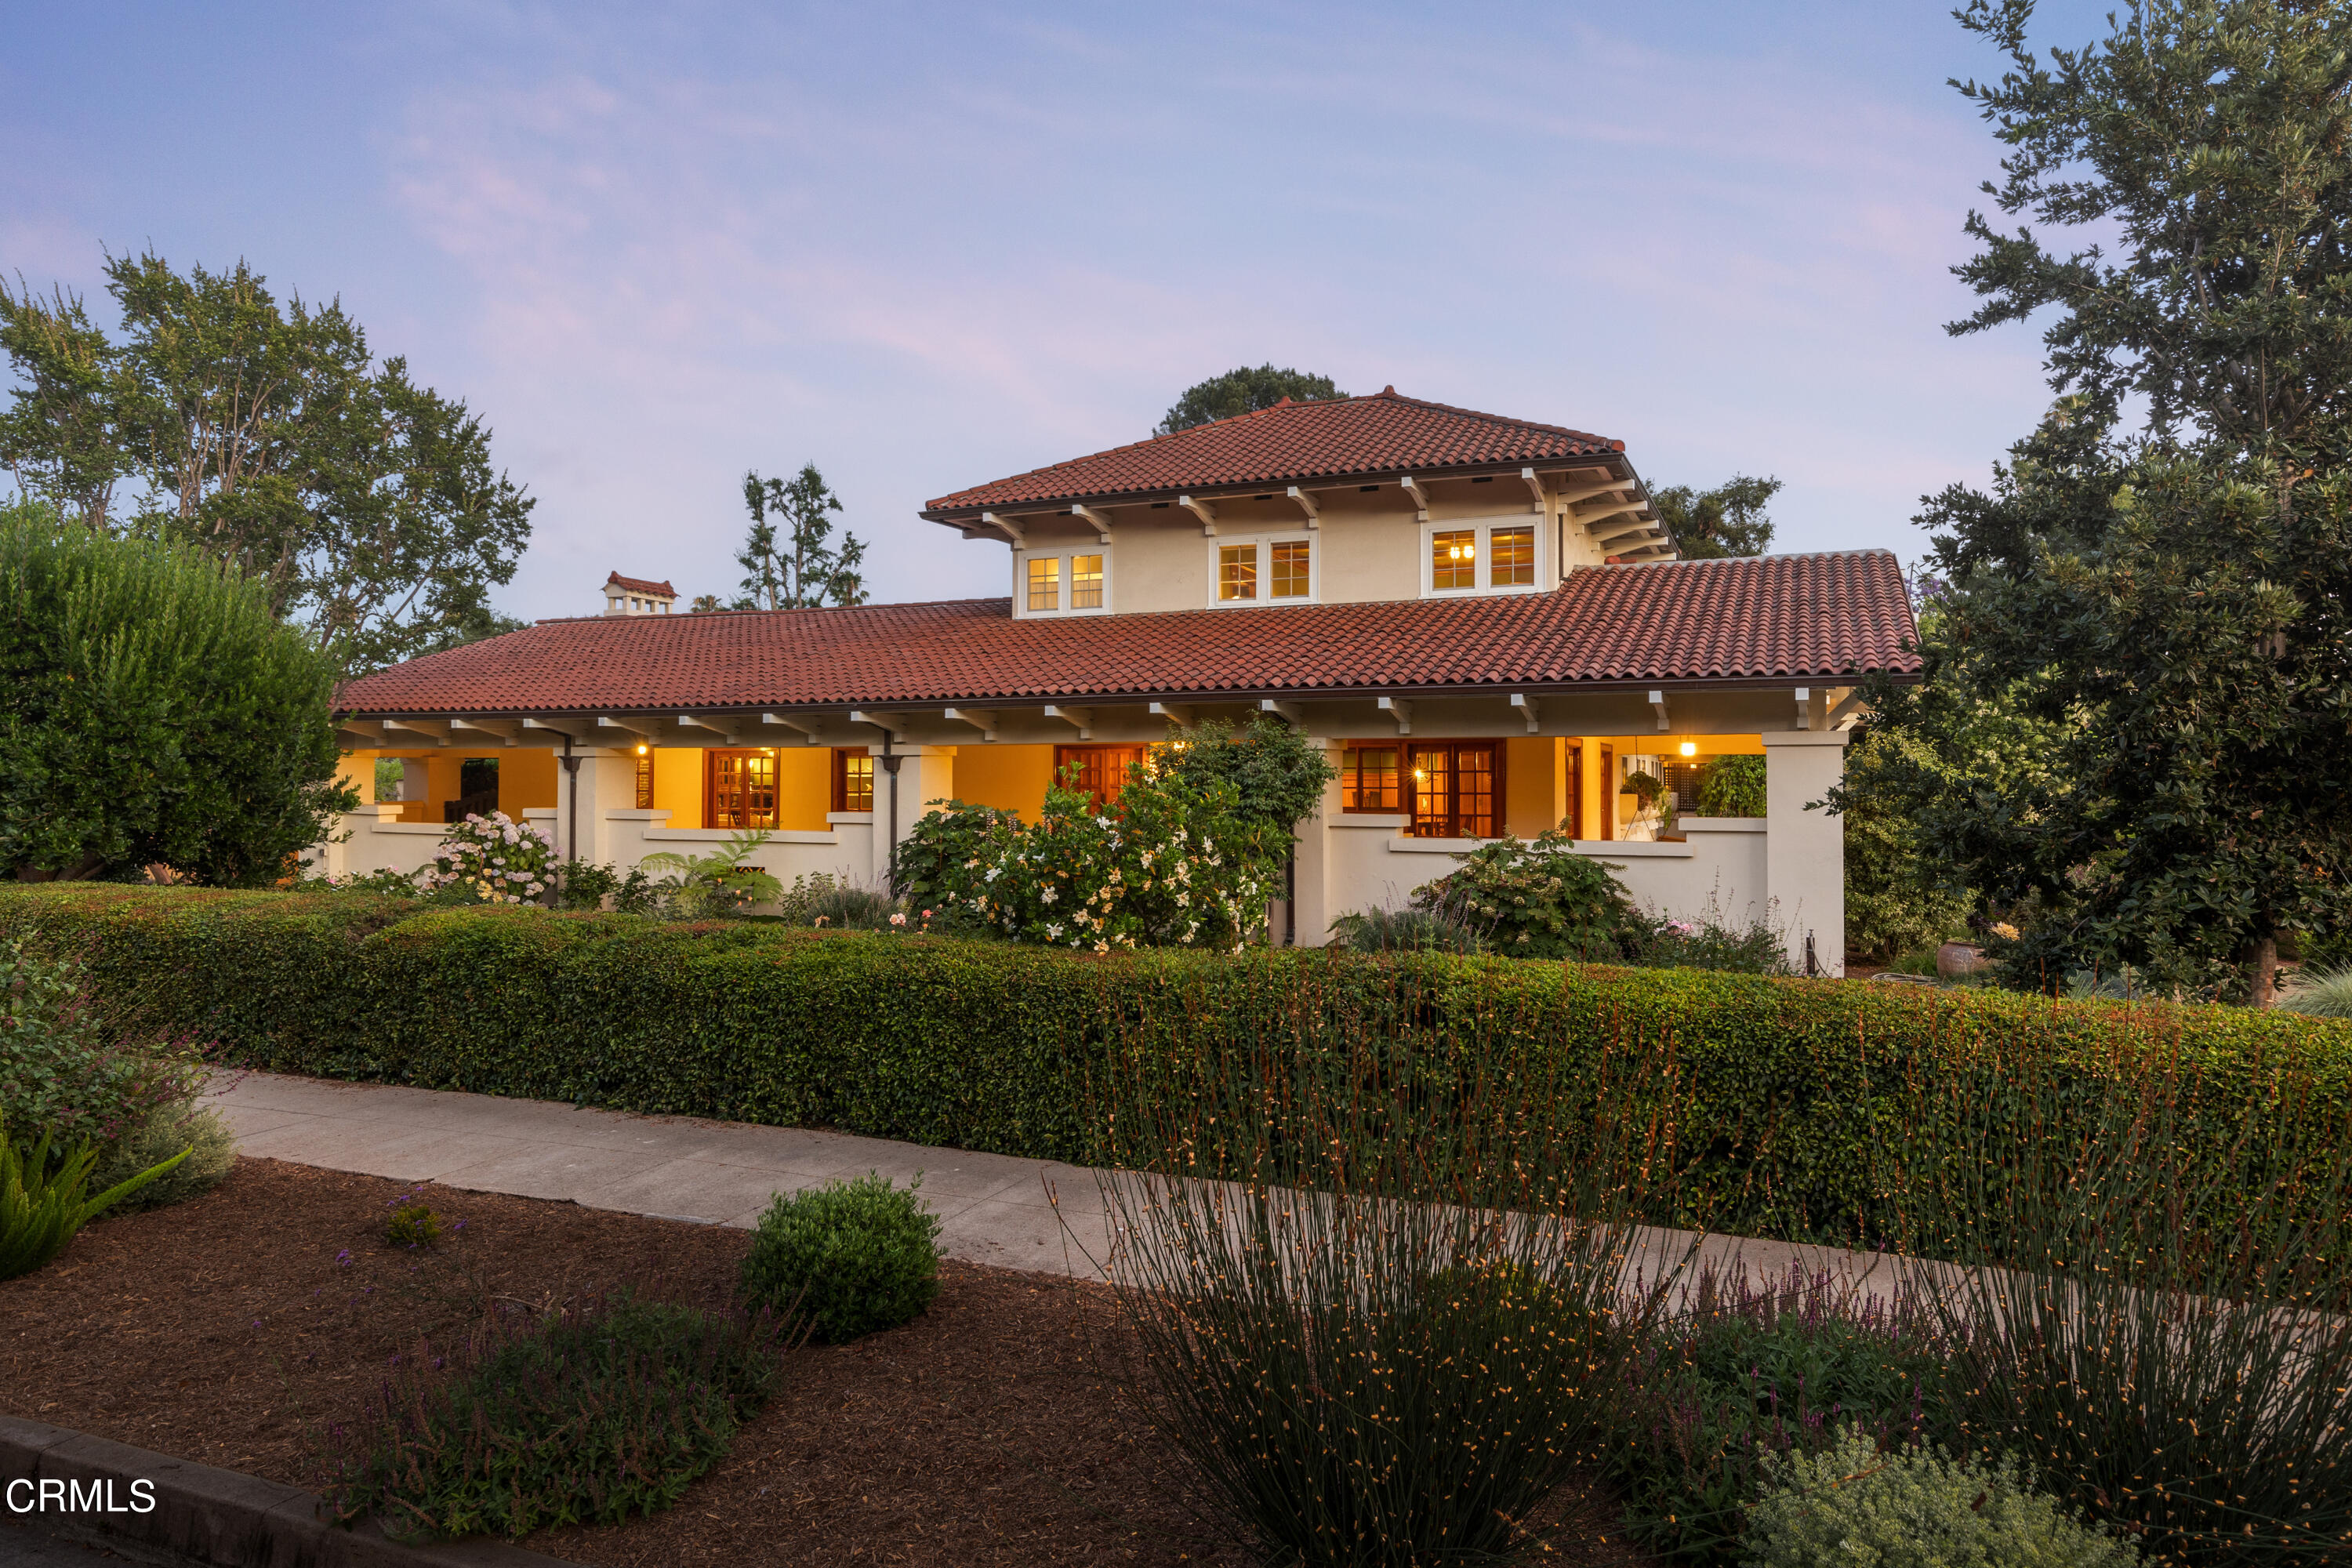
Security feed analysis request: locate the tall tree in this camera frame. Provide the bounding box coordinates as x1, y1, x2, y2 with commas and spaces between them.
1156, 365, 1345, 435
1882, 0, 2352, 1004
0, 251, 533, 676
1648, 474, 1781, 557
735, 463, 867, 609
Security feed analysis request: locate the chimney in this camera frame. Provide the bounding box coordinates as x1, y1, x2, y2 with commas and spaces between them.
603, 572, 677, 617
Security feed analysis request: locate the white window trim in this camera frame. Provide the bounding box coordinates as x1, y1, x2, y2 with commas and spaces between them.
1013, 545, 1115, 619
1417, 515, 1550, 599
1205, 529, 1319, 609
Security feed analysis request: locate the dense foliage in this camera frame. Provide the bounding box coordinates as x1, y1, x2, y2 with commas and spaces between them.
1691, 753, 1766, 818
1, 500, 358, 882
0, 252, 532, 676
1832, 724, 1974, 964
0, 938, 205, 1148
9, 885, 2349, 1255
1155, 365, 1345, 435
1408, 829, 1650, 959
893, 724, 1326, 950
1646, 475, 1780, 559
324, 1291, 785, 1541
1867, 0, 2352, 1003
1744, 1427, 2140, 1568
739, 1174, 942, 1344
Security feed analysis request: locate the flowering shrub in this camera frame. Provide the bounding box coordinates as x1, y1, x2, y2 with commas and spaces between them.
419, 813, 554, 904
895, 765, 1276, 951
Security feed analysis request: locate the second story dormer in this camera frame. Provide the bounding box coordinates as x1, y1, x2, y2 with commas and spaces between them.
918, 387, 1674, 619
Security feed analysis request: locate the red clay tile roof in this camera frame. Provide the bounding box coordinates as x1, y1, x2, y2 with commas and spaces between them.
339, 553, 1918, 716
922, 389, 1628, 517
606, 572, 676, 597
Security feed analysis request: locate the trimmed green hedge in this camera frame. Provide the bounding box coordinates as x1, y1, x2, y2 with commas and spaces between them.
5, 884, 2349, 1245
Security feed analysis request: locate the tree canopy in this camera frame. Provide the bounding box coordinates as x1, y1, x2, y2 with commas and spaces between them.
1648, 475, 1781, 558
0, 497, 358, 884
735, 464, 867, 609
1156, 365, 1345, 436
0, 251, 532, 676
1870, 0, 2352, 1004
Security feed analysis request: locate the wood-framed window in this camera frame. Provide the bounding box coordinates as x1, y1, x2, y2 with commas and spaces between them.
1421, 517, 1548, 597
1407, 742, 1501, 839
1054, 744, 1149, 810
1209, 532, 1316, 606
1490, 524, 1537, 586
1340, 744, 1402, 812
706, 749, 778, 829
1218, 543, 1258, 601
1070, 554, 1105, 609
1017, 548, 1112, 618
633, 745, 654, 809
1026, 557, 1061, 612
832, 748, 875, 813
1432, 528, 1478, 591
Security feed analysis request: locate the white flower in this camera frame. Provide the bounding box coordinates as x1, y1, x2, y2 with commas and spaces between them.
1040, 886, 1058, 905
1044, 922, 1063, 940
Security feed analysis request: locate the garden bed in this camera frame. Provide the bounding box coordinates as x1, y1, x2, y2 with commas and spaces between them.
0, 1157, 1646, 1566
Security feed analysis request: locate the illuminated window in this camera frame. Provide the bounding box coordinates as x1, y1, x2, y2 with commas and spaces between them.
1432, 529, 1477, 590
1054, 745, 1149, 809
1218, 544, 1258, 601
832, 748, 874, 813
1490, 526, 1536, 586
1341, 745, 1400, 812
1071, 554, 1104, 609
707, 750, 778, 829
1026, 557, 1060, 612
1407, 742, 1499, 838
634, 745, 653, 809
1271, 539, 1312, 598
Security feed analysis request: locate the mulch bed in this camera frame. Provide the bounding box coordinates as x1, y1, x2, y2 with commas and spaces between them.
0, 1158, 1650, 1566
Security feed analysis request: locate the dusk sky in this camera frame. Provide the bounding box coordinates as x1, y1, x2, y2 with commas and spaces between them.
2, 2, 2118, 621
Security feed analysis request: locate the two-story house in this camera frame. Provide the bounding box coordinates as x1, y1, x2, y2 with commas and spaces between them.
321, 389, 1920, 971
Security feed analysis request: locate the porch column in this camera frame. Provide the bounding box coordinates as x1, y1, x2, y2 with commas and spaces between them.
869, 744, 954, 891
550, 746, 634, 865
1761, 731, 1848, 977
1287, 739, 1346, 948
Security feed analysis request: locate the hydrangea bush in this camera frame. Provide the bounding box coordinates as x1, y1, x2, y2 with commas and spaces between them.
419, 813, 554, 905
895, 765, 1276, 951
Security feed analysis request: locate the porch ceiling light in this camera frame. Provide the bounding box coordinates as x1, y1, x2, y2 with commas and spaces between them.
1680, 742, 1697, 757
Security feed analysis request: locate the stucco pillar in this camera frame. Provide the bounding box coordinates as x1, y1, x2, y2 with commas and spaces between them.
1287, 739, 1347, 948
550, 746, 633, 865
869, 744, 954, 892
1761, 731, 1849, 977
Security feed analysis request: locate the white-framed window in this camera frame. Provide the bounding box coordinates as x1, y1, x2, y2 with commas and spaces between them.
1013, 546, 1112, 618
1418, 515, 1548, 598
1206, 531, 1317, 608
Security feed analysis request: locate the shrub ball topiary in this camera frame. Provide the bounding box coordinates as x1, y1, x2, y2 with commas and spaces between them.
739, 1173, 942, 1343
1744, 1425, 2140, 1568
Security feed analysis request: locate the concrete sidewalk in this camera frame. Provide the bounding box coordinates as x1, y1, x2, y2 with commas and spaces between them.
204, 1070, 1897, 1300
202, 1071, 1116, 1279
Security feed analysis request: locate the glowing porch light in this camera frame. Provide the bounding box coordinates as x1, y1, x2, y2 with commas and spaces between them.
1679, 742, 1697, 757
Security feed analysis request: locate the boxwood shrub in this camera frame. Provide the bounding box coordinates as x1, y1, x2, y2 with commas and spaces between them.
5, 884, 2348, 1247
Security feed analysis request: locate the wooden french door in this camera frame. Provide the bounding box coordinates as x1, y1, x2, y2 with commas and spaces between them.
1054, 745, 1149, 809
1406, 742, 1501, 839
706, 750, 779, 829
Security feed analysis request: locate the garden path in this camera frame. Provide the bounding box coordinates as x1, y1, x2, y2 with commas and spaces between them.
202, 1070, 1900, 1301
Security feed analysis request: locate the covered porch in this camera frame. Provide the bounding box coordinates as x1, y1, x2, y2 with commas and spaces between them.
318, 682, 1855, 972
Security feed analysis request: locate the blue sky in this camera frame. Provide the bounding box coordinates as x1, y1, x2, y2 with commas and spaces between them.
2, 1, 2116, 619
